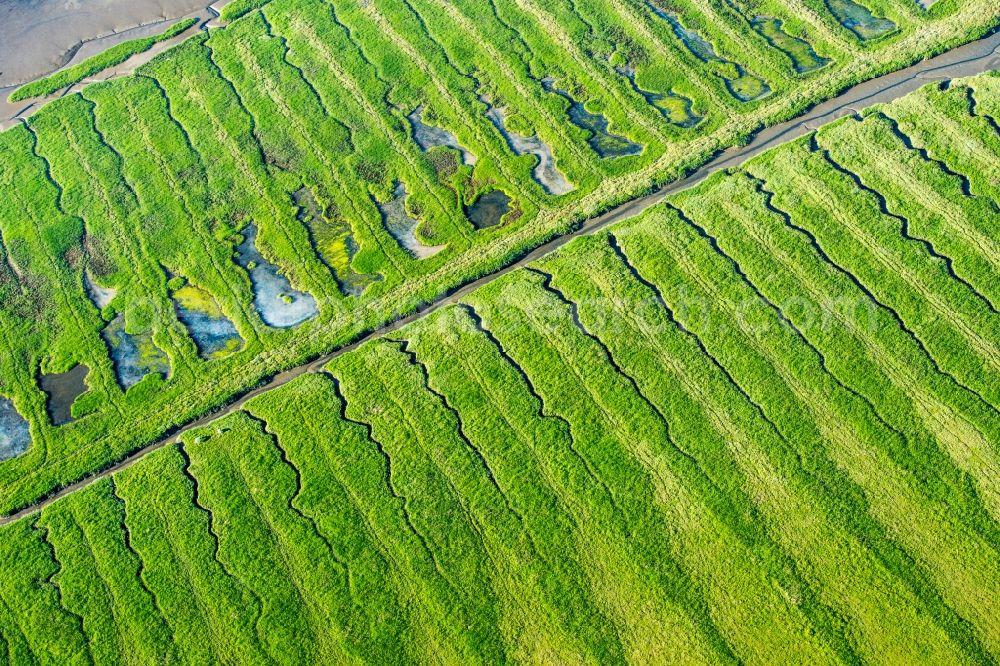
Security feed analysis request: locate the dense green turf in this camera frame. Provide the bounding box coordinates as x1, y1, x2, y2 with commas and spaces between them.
8, 19, 198, 103
1, 71, 997, 663
0, 0, 994, 514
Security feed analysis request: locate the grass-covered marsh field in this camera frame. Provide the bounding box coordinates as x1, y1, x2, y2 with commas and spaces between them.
1, 70, 999, 664
0, 0, 995, 516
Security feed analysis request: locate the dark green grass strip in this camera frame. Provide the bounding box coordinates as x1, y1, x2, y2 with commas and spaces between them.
38, 495, 125, 664
744, 156, 1000, 421
40, 479, 179, 664
822, 136, 997, 312
884, 82, 1000, 204
329, 341, 511, 664
208, 12, 409, 280
116, 446, 268, 663
526, 260, 863, 665
468, 272, 831, 663
184, 418, 337, 664
29, 93, 167, 328
264, 4, 470, 244
613, 204, 998, 664
376, 337, 607, 661
244, 378, 425, 664
322, 371, 459, 595
268, 0, 475, 249
0, 593, 38, 666
107, 478, 177, 656
672, 197, 999, 660
0, 519, 91, 664
734, 171, 1000, 551
551, 234, 867, 662
809, 132, 1000, 369
789, 136, 1000, 410
402, 308, 636, 662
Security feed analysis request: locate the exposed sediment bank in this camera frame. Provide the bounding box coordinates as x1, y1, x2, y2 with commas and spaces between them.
0, 0, 229, 129
0, 0, 209, 87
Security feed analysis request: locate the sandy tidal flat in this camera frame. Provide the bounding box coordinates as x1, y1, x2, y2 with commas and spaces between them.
0, 0, 207, 87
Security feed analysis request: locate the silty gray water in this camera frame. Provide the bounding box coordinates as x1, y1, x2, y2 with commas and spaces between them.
408, 105, 477, 165
466, 190, 512, 229
0, 397, 30, 460
0, 0, 208, 87
376, 182, 445, 259
484, 104, 574, 194
541, 79, 643, 158
39, 364, 89, 426
102, 314, 169, 390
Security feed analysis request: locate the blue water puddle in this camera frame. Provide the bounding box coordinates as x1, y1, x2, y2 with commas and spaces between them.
541, 79, 643, 158
648, 3, 770, 101
824, 0, 896, 40
616, 66, 702, 128
39, 364, 88, 426
376, 183, 445, 259
84, 273, 116, 310
484, 103, 574, 194
0, 397, 30, 460
102, 314, 169, 390
235, 224, 318, 328
751, 16, 830, 74
649, 4, 718, 62
466, 190, 512, 229
294, 187, 382, 298
171, 280, 244, 360
408, 105, 477, 165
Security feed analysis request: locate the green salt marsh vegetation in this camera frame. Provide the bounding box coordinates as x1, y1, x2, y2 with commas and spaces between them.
0, 71, 998, 663
0, 0, 995, 517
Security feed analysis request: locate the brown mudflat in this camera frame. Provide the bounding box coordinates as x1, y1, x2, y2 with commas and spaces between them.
0, 0, 208, 88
